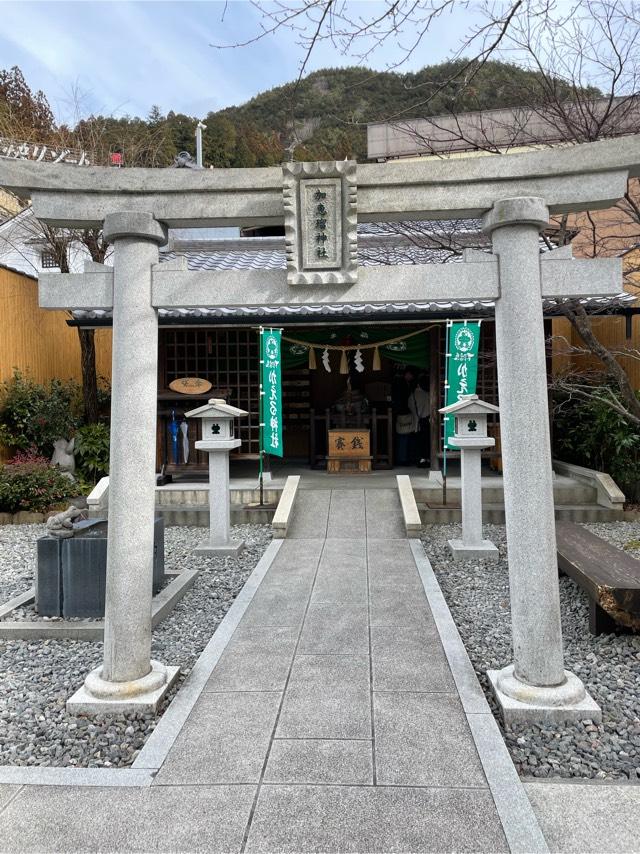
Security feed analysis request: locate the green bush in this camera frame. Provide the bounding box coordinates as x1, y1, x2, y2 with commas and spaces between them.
553, 390, 640, 501
75, 422, 110, 484
0, 459, 78, 513
0, 371, 82, 456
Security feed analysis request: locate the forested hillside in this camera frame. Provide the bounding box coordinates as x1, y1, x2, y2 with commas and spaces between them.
0, 61, 599, 168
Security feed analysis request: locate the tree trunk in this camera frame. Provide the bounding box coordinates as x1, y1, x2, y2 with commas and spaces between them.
564, 303, 640, 424
78, 327, 99, 424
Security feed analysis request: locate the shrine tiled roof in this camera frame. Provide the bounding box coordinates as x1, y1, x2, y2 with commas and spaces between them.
71, 293, 635, 324
67, 232, 635, 324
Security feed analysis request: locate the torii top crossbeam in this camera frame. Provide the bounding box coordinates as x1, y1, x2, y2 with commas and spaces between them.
1, 134, 640, 228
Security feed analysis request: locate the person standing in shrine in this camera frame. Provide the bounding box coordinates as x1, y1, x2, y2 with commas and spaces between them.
392, 366, 416, 466
409, 374, 430, 467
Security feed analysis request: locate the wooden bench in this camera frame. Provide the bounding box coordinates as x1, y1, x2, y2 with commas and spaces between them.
556, 521, 640, 635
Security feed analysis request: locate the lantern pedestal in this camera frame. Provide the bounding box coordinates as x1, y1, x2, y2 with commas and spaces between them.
439, 395, 500, 563
187, 399, 248, 557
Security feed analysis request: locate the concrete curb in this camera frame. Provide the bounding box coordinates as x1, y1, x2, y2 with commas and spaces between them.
396, 474, 421, 537
271, 475, 300, 538
0, 571, 198, 641
409, 539, 549, 854
0, 539, 282, 787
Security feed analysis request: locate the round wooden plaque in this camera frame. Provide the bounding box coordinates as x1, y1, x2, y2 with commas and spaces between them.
168, 377, 212, 394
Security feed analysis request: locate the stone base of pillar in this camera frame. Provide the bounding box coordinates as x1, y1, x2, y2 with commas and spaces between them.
427, 470, 443, 485
447, 539, 499, 562
487, 664, 601, 724
194, 539, 245, 557
67, 660, 180, 715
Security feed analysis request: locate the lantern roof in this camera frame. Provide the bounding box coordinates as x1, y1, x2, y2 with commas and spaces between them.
439, 394, 500, 416
185, 398, 248, 419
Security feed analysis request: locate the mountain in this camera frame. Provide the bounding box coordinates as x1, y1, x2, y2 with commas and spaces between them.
211, 60, 595, 162
0, 61, 600, 169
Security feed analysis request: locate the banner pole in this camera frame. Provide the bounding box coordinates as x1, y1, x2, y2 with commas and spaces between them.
258, 326, 264, 506
443, 320, 452, 507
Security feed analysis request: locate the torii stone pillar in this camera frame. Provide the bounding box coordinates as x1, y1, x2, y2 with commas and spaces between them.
484, 198, 600, 723
67, 212, 179, 714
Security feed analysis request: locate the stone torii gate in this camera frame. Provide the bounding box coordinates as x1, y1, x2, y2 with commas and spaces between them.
2, 138, 639, 721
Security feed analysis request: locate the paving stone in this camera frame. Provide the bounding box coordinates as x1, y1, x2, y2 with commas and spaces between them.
372, 643, 456, 692
327, 490, 366, 538
155, 692, 280, 784
0, 785, 20, 811
264, 739, 374, 785
241, 588, 309, 627
311, 540, 367, 604
205, 627, 297, 691
365, 489, 401, 512
277, 655, 371, 739
369, 590, 433, 628
374, 692, 487, 787
365, 510, 405, 539
245, 784, 508, 853
298, 603, 369, 654
525, 782, 640, 853
287, 491, 330, 538
0, 784, 256, 853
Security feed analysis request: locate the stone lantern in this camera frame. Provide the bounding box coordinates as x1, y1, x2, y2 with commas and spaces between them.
439, 394, 500, 561
186, 398, 248, 556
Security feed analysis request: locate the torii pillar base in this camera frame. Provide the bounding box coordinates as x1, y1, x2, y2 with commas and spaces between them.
67, 660, 180, 715
487, 664, 602, 725
194, 540, 245, 557
448, 539, 499, 562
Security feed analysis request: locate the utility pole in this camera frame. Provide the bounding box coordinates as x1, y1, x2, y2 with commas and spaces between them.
195, 121, 206, 168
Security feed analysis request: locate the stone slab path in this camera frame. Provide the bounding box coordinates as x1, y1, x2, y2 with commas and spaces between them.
0, 488, 533, 852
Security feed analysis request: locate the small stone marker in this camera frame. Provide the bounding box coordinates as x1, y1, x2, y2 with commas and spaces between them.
187, 398, 248, 556
439, 395, 499, 561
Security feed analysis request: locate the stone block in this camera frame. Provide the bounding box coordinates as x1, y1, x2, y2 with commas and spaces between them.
13, 511, 44, 524
447, 538, 499, 562
36, 537, 63, 616
36, 517, 165, 618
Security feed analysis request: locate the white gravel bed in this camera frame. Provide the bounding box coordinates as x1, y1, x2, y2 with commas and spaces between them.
0, 524, 46, 603
422, 521, 640, 781
0, 523, 271, 768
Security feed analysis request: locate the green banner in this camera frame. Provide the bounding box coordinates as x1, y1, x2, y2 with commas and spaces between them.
260, 329, 283, 458
444, 322, 481, 449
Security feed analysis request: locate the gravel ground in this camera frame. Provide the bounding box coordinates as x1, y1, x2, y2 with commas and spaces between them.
0, 523, 271, 767
422, 521, 640, 781
0, 524, 46, 603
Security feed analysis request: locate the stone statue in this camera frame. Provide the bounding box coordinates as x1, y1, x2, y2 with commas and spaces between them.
51, 437, 76, 480
46, 505, 86, 538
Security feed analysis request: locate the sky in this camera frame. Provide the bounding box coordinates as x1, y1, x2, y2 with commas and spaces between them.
0, 1, 478, 124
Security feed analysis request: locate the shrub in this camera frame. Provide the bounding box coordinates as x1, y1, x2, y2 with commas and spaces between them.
553, 390, 640, 501
75, 422, 110, 484
0, 371, 82, 456
0, 459, 78, 513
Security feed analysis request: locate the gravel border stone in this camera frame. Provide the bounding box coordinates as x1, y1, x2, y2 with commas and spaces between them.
421, 521, 640, 781
0, 523, 271, 768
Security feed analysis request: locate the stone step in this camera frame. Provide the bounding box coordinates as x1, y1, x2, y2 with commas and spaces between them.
155, 487, 282, 507
419, 503, 622, 524
413, 484, 597, 505
155, 504, 276, 527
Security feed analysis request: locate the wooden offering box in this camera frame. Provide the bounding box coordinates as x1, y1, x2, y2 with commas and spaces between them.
327, 429, 372, 473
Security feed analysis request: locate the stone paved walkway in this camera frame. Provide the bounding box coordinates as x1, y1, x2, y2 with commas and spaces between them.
0, 488, 521, 852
